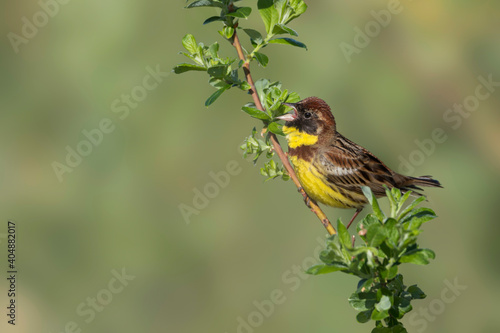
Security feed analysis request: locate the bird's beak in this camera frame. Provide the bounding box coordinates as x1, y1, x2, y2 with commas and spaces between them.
276, 103, 298, 122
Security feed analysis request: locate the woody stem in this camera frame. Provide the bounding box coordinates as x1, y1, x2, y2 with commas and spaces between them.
231, 30, 336, 235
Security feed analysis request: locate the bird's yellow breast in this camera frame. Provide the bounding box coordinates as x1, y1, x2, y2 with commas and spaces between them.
283, 125, 363, 209
289, 156, 360, 209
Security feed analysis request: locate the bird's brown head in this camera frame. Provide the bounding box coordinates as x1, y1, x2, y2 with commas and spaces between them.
277, 97, 336, 137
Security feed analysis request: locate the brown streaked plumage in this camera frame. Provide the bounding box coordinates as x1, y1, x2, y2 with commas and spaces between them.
277, 96, 442, 227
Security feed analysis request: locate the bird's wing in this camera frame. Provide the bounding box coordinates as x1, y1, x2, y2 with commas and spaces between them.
316, 134, 402, 196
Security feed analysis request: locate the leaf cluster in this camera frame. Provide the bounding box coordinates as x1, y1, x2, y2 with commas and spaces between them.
239, 125, 289, 181
307, 187, 437, 332
174, 35, 251, 106
176, 0, 307, 105
253, 0, 308, 52
175, 0, 308, 181
242, 79, 300, 133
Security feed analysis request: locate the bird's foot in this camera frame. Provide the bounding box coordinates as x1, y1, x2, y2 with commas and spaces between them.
346, 208, 363, 229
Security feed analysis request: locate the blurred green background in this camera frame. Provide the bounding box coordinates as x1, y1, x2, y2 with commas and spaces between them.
1, 1, 499, 332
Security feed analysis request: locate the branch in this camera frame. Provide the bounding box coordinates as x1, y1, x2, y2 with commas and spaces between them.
231, 31, 336, 235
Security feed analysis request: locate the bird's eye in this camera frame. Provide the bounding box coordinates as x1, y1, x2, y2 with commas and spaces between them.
304, 111, 312, 119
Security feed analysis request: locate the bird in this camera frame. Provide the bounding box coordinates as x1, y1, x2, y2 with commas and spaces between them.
276, 96, 442, 228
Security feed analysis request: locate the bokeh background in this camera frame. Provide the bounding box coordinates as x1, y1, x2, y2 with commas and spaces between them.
1, 1, 499, 332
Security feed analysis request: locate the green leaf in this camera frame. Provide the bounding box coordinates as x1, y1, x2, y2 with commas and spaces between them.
222, 26, 235, 39
401, 207, 436, 230
373, 325, 407, 333
385, 186, 398, 217
391, 325, 408, 333
173, 63, 206, 74
205, 84, 230, 106
239, 82, 251, 91
268, 122, 285, 136
261, 159, 282, 181
393, 293, 412, 318
226, 7, 252, 18
258, 0, 279, 35
358, 214, 379, 234
349, 291, 377, 311
399, 248, 435, 265
241, 106, 271, 120
398, 190, 412, 208
337, 219, 351, 249
387, 274, 405, 293
382, 265, 398, 280
272, 23, 298, 36
182, 34, 198, 54
254, 79, 270, 108
376, 295, 392, 312
398, 196, 426, 221
268, 37, 307, 50
407, 285, 426, 299
285, 91, 301, 103
371, 308, 390, 321
391, 187, 402, 202
254, 52, 269, 67
384, 218, 399, 248
207, 65, 228, 79
356, 310, 372, 324
322, 236, 346, 264
208, 42, 219, 59
186, 0, 223, 8
229, 68, 239, 82
362, 186, 386, 221
178, 51, 196, 62
357, 278, 374, 291
354, 249, 376, 270
379, 242, 393, 259
365, 221, 386, 247
243, 29, 263, 44
306, 264, 346, 275
319, 249, 335, 264
288, 0, 308, 18
209, 77, 228, 89
350, 246, 380, 258
320, 259, 350, 272
203, 16, 223, 25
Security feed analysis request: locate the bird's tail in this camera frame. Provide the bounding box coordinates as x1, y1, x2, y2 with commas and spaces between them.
404, 175, 442, 192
